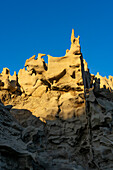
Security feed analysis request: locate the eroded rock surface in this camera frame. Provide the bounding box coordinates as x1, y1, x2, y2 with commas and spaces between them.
0, 100, 34, 169
1, 29, 113, 169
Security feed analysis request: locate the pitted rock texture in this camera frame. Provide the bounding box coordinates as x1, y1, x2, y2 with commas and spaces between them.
0, 29, 113, 169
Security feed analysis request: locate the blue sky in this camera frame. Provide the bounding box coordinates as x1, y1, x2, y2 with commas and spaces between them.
0, 0, 113, 77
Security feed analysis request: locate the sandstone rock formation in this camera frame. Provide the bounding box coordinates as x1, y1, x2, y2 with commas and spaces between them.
0, 68, 17, 92
1, 29, 113, 169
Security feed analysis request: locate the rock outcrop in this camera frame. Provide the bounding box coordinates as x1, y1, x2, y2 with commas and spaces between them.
0, 29, 113, 169
0, 100, 34, 169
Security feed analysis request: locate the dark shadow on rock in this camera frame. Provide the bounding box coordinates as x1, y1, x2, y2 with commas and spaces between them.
0, 103, 52, 170
11, 108, 45, 128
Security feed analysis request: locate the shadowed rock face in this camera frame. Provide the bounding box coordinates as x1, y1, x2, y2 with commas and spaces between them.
0, 101, 34, 169
1, 30, 113, 169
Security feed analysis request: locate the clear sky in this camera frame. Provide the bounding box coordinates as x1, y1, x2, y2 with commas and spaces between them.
0, 0, 113, 77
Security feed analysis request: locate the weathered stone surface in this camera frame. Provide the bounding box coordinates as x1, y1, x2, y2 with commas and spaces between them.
0, 68, 17, 92
0, 29, 85, 121
1, 29, 113, 169
0, 102, 35, 169
94, 72, 113, 91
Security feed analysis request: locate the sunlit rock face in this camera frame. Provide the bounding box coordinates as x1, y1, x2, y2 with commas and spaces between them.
1, 29, 89, 120
0, 68, 17, 92
1, 30, 113, 169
